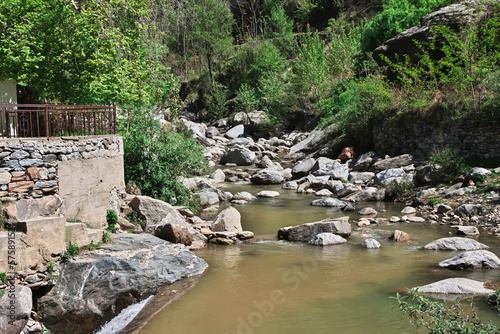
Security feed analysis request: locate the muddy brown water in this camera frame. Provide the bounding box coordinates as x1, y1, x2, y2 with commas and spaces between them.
127, 183, 500, 334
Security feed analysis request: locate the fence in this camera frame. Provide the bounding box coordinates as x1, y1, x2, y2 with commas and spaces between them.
0, 101, 116, 138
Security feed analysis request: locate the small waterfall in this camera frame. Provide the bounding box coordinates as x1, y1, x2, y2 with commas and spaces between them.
94, 296, 154, 334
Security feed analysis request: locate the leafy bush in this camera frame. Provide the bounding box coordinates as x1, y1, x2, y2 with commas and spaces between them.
127, 211, 146, 230
427, 198, 447, 206
102, 232, 111, 244
360, 0, 451, 53
62, 241, 79, 262
0, 272, 7, 284
395, 288, 500, 333
429, 148, 467, 181
120, 111, 207, 211
391, 180, 416, 202
263, 3, 296, 57
106, 209, 118, 234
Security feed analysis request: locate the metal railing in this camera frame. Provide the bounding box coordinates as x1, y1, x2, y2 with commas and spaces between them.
0, 101, 117, 138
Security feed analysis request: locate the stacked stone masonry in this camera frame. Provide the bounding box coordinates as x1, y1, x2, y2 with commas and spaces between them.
373, 115, 500, 159
0, 135, 122, 201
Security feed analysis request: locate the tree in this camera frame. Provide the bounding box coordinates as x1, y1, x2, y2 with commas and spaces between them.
0, 0, 178, 108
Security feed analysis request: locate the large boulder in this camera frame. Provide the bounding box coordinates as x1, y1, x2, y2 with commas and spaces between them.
0, 285, 32, 334
219, 147, 256, 166
251, 169, 284, 185
372, 154, 413, 172
310, 157, 338, 175
129, 196, 186, 233
212, 206, 242, 233
423, 237, 489, 251
348, 172, 375, 184
225, 124, 246, 139
439, 250, 500, 269
278, 217, 351, 241
286, 127, 330, 157
417, 278, 495, 296
416, 164, 444, 184
374, 168, 407, 187
455, 204, 480, 218
291, 158, 316, 179
309, 233, 347, 246
310, 198, 347, 208
38, 234, 208, 334
352, 151, 376, 171
342, 187, 386, 202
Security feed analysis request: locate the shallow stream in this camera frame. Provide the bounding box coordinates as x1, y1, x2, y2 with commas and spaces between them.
125, 183, 500, 334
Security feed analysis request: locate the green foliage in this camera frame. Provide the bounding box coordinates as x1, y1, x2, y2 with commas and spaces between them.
206, 83, 230, 119
429, 148, 467, 181
127, 211, 146, 230
88, 240, 99, 251
0, 272, 7, 284
394, 289, 500, 333
102, 232, 111, 244
319, 75, 393, 132
326, 20, 363, 80
0, 0, 178, 108
62, 241, 79, 262
46, 261, 56, 279
120, 111, 207, 211
106, 209, 118, 234
428, 198, 447, 206
360, 0, 451, 53
391, 180, 416, 202
264, 3, 296, 57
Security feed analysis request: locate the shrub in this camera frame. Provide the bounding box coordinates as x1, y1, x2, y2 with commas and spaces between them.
106, 209, 118, 234
127, 211, 146, 230
391, 180, 416, 202
62, 241, 79, 262
429, 148, 467, 181
120, 110, 207, 211
102, 232, 111, 244
395, 288, 500, 333
427, 198, 446, 206
0, 272, 7, 284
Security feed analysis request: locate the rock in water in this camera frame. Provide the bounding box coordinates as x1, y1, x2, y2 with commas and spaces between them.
250, 169, 284, 185
389, 230, 410, 242
38, 234, 208, 334
424, 237, 489, 251
439, 250, 500, 269
417, 278, 495, 296
0, 285, 32, 334
212, 206, 242, 232
310, 198, 347, 207
362, 238, 381, 249
278, 217, 351, 241
309, 233, 347, 246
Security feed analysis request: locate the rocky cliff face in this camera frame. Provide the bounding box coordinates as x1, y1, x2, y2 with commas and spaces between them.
38, 234, 208, 334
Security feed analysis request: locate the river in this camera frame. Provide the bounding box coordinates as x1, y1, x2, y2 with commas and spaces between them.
122, 182, 500, 334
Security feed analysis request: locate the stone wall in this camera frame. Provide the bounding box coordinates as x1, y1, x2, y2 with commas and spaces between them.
0, 135, 125, 226
373, 114, 500, 159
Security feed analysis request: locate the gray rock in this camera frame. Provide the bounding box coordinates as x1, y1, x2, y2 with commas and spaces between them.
179, 119, 206, 140
436, 203, 452, 213
424, 237, 489, 251
220, 147, 256, 166
352, 151, 375, 171
19, 159, 44, 167
251, 169, 284, 185
291, 158, 316, 178
206, 126, 219, 138
372, 154, 413, 171
10, 150, 29, 159
330, 163, 350, 181
455, 204, 480, 217
309, 232, 347, 246
233, 192, 256, 201
439, 250, 500, 269
456, 226, 480, 236
257, 190, 280, 198
225, 124, 246, 139
310, 157, 339, 175
401, 206, 416, 215
315, 189, 333, 196
0, 285, 32, 334
416, 164, 444, 184
342, 204, 356, 211
229, 137, 254, 146
348, 172, 375, 184
336, 183, 359, 198
278, 217, 351, 241
310, 198, 347, 207
286, 127, 330, 157
358, 207, 377, 216
444, 186, 477, 198
38, 234, 208, 334
374, 168, 407, 187
406, 216, 426, 223
362, 238, 381, 249
342, 187, 386, 202
417, 188, 437, 197
417, 278, 494, 296
129, 196, 186, 233
211, 169, 226, 183
282, 181, 298, 190
212, 206, 242, 233
468, 167, 492, 181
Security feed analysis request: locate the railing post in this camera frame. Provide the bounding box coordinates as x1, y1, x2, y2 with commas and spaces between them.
113, 102, 117, 134
44, 99, 49, 139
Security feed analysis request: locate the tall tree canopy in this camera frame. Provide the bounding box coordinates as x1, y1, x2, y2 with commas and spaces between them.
0, 0, 178, 108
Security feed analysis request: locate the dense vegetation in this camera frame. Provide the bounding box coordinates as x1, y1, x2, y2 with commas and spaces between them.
1, 0, 499, 206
